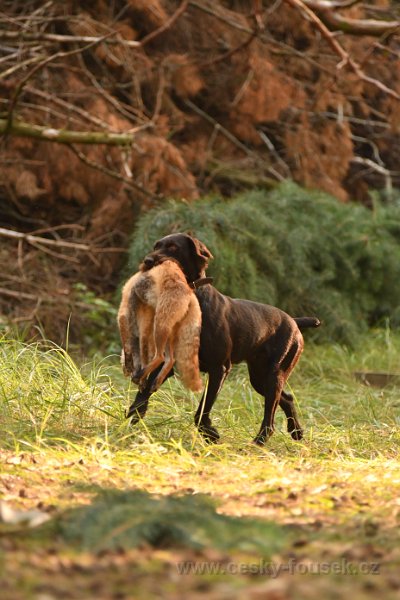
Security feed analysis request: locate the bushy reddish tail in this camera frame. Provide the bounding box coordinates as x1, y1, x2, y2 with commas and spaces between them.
174, 299, 203, 392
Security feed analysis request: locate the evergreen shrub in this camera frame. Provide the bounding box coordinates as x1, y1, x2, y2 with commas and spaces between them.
126, 182, 400, 343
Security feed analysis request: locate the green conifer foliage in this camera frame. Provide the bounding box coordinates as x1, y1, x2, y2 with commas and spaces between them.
127, 182, 400, 343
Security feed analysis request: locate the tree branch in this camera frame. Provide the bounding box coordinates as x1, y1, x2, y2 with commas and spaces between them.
140, 0, 189, 46
68, 144, 159, 199
283, 0, 400, 101
0, 30, 140, 47
0, 119, 147, 145
0, 227, 128, 263
301, 0, 400, 36
4, 33, 119, 132
0, 227, 93, 251
303, 0, 361, 7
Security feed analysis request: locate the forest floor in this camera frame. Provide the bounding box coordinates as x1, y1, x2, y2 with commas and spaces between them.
1, 330, 400, 599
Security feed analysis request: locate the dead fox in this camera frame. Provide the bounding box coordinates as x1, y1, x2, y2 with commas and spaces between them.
117, 260, 202, 394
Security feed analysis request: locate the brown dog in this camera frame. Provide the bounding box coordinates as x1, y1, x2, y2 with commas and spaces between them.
126, 233, 320, 445
118, 259, 203, 394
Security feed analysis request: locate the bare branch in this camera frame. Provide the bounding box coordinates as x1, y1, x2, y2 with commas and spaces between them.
283, 0, 400, 101
24, 86, 112, 130
185, 99, 285, 181
0, 287, 109, 311
301, 0, 400, 36
0, 30, 140, 47
4, 32, 116, 133
188, 1, 252, 34
0, 227, 92, 252
68, 144, 159, 199
0, 118, 148, 145
303, 0, 361, 7
140, 0, 189, 46
0, 227, 128, 262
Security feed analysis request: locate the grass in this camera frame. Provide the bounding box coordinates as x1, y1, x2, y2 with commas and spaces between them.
1, 331, 400, 599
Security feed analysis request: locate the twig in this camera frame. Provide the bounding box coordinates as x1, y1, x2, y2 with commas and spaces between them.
301, 0, 400, 35
0, 54, 45, 80
185, 99, 285, 181
0, 287, 107, 311
303, 0, 362, 7
77, 53, 148, 124
140, 0, 189, 46
0, 30, 140, 47
351, 156, 393, 196
0, 118, 146, 145
25, 85, 113, 130
152, 63, 166, 123
0, 227, 92, 251
68, 144, 159, 199
4, 32, 116, 134
188, 1, 252, 34
184, 99, 255, 157
199, 29, 258, 68
258, 130, 292, 177
27, 239, 81, 263
283, 0, 400, 101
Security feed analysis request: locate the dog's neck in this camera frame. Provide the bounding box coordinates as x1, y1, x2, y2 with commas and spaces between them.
189, 276, 213, 290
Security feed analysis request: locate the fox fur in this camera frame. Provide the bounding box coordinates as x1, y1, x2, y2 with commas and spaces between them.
117, 260, 202, 393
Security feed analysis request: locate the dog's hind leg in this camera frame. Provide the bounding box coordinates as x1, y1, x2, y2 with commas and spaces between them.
249, 335, 303, 445
253, 369, 285, 445
194, 363, 231, 442
249, 358, 303, 441
279, 390, 303, 440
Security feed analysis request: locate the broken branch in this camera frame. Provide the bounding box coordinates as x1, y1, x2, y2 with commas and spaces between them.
283, 0, 400, 101
0, 119, 145, 145
301, 0, 400, 36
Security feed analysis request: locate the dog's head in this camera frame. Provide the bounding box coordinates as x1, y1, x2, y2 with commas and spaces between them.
142, 233, 213, 283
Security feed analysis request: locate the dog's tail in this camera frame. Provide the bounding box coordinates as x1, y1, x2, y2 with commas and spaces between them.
294, 317, 321, 330
174, 299, 203, 392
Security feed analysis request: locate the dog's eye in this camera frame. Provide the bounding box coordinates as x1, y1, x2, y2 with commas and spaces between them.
166, 243, 177, 251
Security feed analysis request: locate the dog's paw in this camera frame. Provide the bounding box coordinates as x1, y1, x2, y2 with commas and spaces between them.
125, 408, 140, 425
289, 427, 303, 441
126, 402, 147, 424
253, 435, 266, 446
253, 427, 273, 446
198, 423, 220, 444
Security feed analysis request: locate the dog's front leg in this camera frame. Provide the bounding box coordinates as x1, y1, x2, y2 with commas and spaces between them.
126, 366, 161, 424
194, 364, 230, 443
126, 364, 175, 425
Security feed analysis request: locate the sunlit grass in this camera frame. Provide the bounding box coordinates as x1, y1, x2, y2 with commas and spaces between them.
1, 329, 399, 455
0, 330, 398, 544
1, 332, 399, 597
1, 329, 399, 480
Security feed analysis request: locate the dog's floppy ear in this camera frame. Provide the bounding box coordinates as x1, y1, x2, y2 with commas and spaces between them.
187, 234, 213, 265
196, 239, 213, 261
